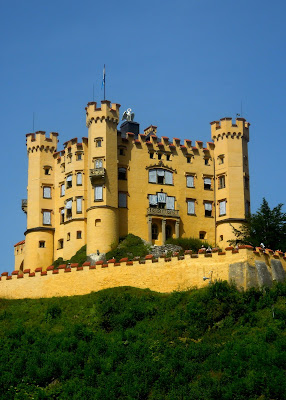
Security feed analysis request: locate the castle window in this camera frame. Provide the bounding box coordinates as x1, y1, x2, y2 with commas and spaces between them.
76, 197, 82, 213
187, 157, 191, 164
218, 175, 225, 189
95, 159, 103, 168
67, 232, 70, 241
119, 148, 125, 156
218, 155, 225, 164
166, 154, 170, 161
166, 196, 175, 210
39, 241, 45, 248
118, 167, 127, 180
43, 186, 51, 199
67, 154, 72, 163
158, 153, 162, 160
220, 235, 224, 241
43, 211, 51, 225
77, 153, 82, 161
76, 172, 82, 185
94, 185, 103, 201
96, 139, 102, 147
204, 202, 212, 217
44, 167, 51, 175
199, 231, 206, 240
66, 175, 72, 189
58, 239, 64, 249
187, 199, 195, 215
148, 169, 173, 185
186, 175, 195, 188
77, 231, 82, 239
149, 152, 154, 159
60, 208, 65, 223
61, 163, 65, 173
204, 177, 212, 190
152, 224, 158, 240
204, 158, 210, 166
219, 200, 226, 216
61, 184, 65, 197
119, 192, 127, 208
65, 200, 72, 220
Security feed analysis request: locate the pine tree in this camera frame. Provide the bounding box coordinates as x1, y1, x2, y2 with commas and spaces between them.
229, 198, 286, 251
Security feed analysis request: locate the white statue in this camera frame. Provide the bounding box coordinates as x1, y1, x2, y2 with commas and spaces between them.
122, 108, 135, 122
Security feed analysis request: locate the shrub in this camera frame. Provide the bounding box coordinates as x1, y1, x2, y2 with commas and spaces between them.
105, 234, 151, 262
165, 237, 213, 252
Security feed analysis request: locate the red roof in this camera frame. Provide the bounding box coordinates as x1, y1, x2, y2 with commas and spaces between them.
14, 240, 25, 247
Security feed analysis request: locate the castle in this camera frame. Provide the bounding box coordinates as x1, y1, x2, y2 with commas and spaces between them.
14, 100, 251, 272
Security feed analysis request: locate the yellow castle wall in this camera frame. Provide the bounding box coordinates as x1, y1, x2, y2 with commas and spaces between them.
4, 249, 286, 300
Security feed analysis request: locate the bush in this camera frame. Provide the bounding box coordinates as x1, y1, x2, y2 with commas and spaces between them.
105, 234, 151, 262
53, 245, 87, 269
165, 237, 213, 252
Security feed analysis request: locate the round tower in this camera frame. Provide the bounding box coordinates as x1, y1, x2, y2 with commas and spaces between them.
24, 131, 58, 271
211, 117, 250, 248
86, 101, 120, 255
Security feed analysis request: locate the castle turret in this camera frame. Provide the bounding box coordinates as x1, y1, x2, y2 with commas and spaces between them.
24, 131, 58, 270
85, 101, 120, 255
211, 117, 250, 248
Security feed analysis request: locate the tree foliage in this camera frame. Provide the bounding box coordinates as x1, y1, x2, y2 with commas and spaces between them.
229, 198, 286, 251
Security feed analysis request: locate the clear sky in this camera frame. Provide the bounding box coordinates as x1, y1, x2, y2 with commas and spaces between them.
0, 0, 285, 274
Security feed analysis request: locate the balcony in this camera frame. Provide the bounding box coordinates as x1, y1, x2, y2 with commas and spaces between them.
22, 199, 27, 214
90, 167, 105, 182
147, 207, 179, 218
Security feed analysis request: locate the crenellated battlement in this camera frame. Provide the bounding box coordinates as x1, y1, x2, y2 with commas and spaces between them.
26, 131, 58, 152
86, 100, 120, 127
210, 117, 250, 142
3, 246, 286, 299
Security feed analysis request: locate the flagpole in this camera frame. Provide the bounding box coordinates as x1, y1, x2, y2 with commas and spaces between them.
103, 64, 106, 100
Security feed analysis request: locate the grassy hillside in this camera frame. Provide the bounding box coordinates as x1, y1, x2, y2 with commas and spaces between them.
0, 282, 285, 399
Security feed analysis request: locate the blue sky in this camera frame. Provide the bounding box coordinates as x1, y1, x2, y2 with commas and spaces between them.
0, 0, 285, 273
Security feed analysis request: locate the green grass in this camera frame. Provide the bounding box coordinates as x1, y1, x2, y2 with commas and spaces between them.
0, 281, 285, 399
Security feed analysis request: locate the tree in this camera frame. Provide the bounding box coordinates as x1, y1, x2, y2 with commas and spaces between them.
229, 198, 286, 251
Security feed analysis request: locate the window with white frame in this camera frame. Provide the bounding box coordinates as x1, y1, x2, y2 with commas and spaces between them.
43, 210, 51, 225
219, 200, 226, 216
204, 177, 212, 190
148, 193, 175, 210
186, 175, 195, 188
148, 169, 173, 185
118, 192, 127, 208
187, 199, 195, 215
94, 185, 103, 201
60, 184, 65, 197
204, 202, 212, 217
66, 175, 72, 189
76, 172, 82, 185
43, 186, 51, 199
218, 175, 226, 189
76, 197, 82, 213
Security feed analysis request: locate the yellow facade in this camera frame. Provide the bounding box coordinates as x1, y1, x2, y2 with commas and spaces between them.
14, 100, 251, 272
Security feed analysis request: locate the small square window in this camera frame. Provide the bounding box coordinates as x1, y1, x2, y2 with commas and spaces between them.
204, 158, 210, 166
67, 232, 70, 241
199, 231, 206, 240
158, 153, 162, 160
150, 153, 154, 159
77, 231, 82, 239
166, 154, 170, 161
77, 153, 82, 161
220, 235, 224, 241
44, 167, 51, 175
96, 139, 102, 147
58, 239, 64, 249
187, 157, 191, 164
39, 241, 45, 248
119, 148, 125, 156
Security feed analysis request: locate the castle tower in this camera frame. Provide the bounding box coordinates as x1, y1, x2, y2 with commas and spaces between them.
24, 131, 58, 270
211, 118, 250, 248
85, 101, 120, 255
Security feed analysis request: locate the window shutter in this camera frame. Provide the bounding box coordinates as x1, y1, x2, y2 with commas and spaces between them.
204, 202, 212, 211
157, 192, 166, 203
166, 196, 175, 210
204, 177, 211, 185
149, 169, 157, 183
157, 169, 165, 177
76, 198, 82, 213
76, 173, 82, 185
119, 192, 127, 207
149, 195, 158, 206
188, 200, 195, 214
61, 209, 65, 214
43, 187, 51, 198
187, 176, 194, 187
219, 200, 226, 215
95, 186, 103, 200
43, 211, 51, 225
66, 175, 72, 182
165, 170, 173, 184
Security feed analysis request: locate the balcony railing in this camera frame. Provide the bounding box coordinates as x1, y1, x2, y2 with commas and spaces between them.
90, 167, 105, 181
22, 199, 27, 214
147, 207, 179, 218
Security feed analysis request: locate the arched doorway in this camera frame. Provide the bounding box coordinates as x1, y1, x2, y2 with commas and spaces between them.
152, 223, 158, 240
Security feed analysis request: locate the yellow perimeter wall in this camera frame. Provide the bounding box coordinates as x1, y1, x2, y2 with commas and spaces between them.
3, 247, 286, 300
